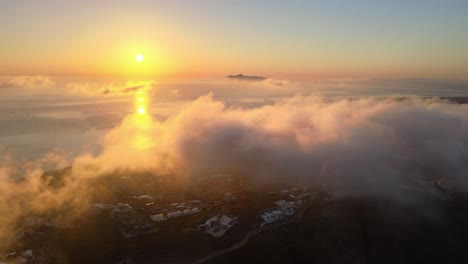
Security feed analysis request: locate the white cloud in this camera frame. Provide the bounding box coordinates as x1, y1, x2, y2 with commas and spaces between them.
1, 94, 468, 245
74, 94, 468, 199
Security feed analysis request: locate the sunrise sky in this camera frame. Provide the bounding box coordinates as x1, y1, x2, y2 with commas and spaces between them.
1, 0, 468, 78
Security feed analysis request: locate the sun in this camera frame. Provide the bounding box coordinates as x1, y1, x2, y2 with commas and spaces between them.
135, 53, 144, 62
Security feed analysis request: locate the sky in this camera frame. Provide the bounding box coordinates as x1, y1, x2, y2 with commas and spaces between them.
1, 0, 468, 78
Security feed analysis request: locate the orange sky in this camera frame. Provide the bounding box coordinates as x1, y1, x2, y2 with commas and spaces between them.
1, 1, 467, 78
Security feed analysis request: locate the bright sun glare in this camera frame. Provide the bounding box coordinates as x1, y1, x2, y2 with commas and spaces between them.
135, 53, 144, 62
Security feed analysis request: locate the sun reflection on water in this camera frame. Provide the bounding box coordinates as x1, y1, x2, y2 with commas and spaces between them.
132, 87, 154, 150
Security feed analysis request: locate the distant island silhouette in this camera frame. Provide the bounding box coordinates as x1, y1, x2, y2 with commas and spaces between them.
226, 74, 266, 81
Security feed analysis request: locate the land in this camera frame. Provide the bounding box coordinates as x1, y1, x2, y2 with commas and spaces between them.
226, 74, 266, 81
3, 170, 468, 264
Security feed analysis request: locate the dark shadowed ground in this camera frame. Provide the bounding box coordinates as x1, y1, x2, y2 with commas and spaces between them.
206, 194, 468, 264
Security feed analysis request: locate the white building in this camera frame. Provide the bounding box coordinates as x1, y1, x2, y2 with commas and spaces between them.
261, 210, 284, 223
219, 215, 237, 227
261, 200, 302, 224
151, 213, 167, 222
134, 195, 152, 200
167, 211, 183, 218
152, 207, 200, 222
113, 203, 132, 214
182, 209, 192, 215
282, 200, 302, 215
199, 215, 238, 238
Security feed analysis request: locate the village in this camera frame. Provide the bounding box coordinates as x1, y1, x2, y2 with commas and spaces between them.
0, 172, 329, 264
88, 184, 320, 240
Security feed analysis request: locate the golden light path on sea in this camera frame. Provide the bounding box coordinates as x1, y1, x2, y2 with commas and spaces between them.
133, 87, 154, 150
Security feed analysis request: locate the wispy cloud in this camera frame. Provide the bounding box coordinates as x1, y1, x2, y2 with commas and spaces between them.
67, 80, 157, 96
0, 75, 54, 89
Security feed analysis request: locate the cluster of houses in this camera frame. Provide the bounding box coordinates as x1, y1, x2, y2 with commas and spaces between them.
150, 200, 202, 222
93, 202, 135, 216
198, 215, 238, 238
88, 185, 318, 238
260, 200, 302, 224
94, 199, 239, 238
93, 199, 204, 224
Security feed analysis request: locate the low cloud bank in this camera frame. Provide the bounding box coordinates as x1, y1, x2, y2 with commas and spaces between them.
67, 80, 157, 96
0, 75, 54, 89
61, 94, 468, 200
0, 76, 158, 97
1, 94, 468, 246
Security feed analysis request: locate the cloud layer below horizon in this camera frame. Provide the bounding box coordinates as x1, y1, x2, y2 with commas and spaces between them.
1, 82, 468, 249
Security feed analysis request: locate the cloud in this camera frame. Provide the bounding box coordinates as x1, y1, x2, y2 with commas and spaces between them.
261, 78, 295, 87
67, 80, 156, 96
171, 89, 181, 96
1, 94, 468, 249
74, 94, 468, 198
0, 114, 122, 136
0, 149, 73, 245
0, 75, 54, 89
